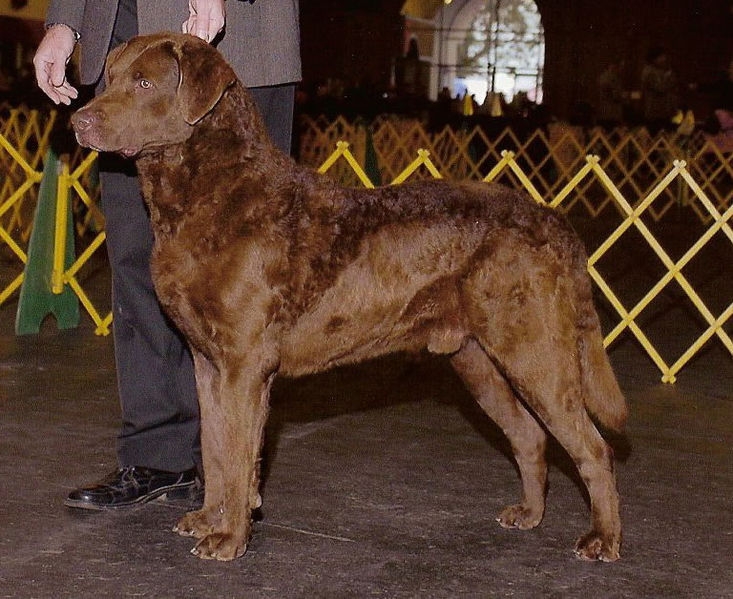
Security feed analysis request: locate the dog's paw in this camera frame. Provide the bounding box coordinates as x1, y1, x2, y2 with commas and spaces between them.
496, 504, 543, 530
574, 530, 621, 562
191, 533, 247, 561
173, 509, 216, 539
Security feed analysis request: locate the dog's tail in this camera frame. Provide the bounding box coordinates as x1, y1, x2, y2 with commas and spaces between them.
577, 303, 628, 433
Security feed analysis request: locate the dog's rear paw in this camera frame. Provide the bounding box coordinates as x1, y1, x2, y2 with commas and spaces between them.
191, 533, 247, 561
574, 530, 621, 562
174, 509, 216, 539
496, 504, 543, 530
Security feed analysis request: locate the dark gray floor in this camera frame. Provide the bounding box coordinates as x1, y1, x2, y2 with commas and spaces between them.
0, 258, 732, 598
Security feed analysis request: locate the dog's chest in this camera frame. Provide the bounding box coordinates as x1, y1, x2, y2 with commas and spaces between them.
149, 239, 220, 346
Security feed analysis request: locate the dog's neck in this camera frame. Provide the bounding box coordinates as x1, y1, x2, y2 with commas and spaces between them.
134, 83, 306, 238
199, 83, 275, 159
135, 81, 337, 244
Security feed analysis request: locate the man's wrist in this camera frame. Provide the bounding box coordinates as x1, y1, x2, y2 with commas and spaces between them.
46, 22, 81, 42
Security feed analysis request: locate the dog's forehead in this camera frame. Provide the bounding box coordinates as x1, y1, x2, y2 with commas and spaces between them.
107, 39, 179, 82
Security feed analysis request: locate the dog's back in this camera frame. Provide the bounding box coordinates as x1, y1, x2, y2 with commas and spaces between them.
278, 177, 625, 425
278, 180, 572, 368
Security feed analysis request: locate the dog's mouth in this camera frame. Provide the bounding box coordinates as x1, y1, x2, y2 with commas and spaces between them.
74, 131, 140, 158
71, 110, 141, 158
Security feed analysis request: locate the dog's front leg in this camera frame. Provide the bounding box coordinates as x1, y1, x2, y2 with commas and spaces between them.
174, 352, 224, 541
189, 350, 277, 561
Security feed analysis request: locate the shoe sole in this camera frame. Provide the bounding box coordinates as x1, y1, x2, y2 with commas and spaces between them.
64, 480, 196, 511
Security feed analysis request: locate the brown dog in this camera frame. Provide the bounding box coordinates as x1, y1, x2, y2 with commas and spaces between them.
71, 33, 627, 562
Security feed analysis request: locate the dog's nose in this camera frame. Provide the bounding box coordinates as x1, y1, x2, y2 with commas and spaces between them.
71, 109, 98, 132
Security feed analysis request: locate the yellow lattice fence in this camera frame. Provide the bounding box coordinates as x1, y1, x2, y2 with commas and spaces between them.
54, 152, 111, 335
2, 109, 731, 382
313, 141, 731, 384
299, 116, 733, 221
0, 107, 53, 305
1, 108, 105, 326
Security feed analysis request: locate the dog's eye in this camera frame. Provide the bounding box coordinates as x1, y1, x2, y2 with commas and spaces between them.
138, 78, 153, 89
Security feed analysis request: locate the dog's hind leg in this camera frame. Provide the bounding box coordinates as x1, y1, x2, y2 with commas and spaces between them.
530, 385, 621, 562
460, 239, 622, 561
450, 339, 548, 530
475, 323, 622, 562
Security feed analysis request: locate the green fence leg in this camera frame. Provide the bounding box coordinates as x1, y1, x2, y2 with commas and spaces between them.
15, 149, 80, 335
364, 126, 382, 187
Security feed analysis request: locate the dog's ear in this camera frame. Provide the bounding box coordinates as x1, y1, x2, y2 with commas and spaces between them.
174, 38, 237, 125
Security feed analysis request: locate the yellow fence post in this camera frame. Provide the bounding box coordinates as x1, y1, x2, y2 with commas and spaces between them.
58, 151, 112, 336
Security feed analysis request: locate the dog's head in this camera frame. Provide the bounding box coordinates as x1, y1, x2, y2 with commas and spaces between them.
71, 33, 237, 157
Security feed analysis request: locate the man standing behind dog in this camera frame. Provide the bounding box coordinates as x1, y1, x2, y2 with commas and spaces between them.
33, 0, 301, 509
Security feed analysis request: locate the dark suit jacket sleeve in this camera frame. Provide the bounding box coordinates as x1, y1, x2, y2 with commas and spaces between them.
44, 0, 86, 35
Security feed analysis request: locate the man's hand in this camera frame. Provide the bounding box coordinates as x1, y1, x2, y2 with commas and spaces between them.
33, 24, 78, 105
182, 0, 226, 43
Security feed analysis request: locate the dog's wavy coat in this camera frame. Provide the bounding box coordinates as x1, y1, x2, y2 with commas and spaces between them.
72, 33, 627, 562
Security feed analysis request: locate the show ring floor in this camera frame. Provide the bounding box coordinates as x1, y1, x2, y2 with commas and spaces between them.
0, 259, 731, 598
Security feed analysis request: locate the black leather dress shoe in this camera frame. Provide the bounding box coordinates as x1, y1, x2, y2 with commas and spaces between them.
64, 466, 198, 510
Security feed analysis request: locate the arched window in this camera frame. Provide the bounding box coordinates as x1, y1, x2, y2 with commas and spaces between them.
403, 0, 544, 103
455, 0, 544, 103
